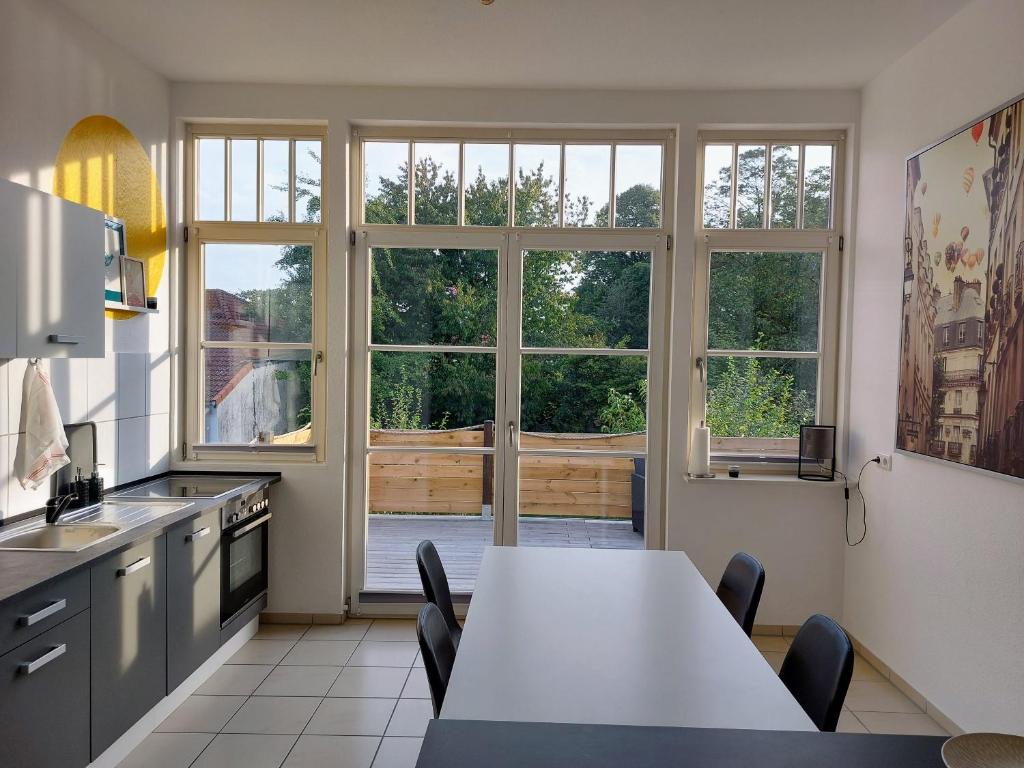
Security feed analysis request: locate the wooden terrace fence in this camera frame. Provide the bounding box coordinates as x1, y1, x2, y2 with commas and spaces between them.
369, 423, 644, 519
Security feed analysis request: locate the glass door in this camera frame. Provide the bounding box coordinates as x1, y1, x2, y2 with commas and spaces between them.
501, 233, 665, 550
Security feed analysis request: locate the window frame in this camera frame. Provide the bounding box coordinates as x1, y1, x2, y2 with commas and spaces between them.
184, 123, 328, 462
691, 130, 845, 464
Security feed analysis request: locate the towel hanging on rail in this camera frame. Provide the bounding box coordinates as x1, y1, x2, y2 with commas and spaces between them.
15, 360, 70, 490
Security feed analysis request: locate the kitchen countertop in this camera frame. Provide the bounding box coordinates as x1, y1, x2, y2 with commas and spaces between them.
0, 472, 280, 606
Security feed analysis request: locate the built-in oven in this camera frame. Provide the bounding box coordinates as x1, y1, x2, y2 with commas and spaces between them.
221, 489, 271, 627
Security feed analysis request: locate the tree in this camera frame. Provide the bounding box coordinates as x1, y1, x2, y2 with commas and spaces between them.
705, 357, 814, 438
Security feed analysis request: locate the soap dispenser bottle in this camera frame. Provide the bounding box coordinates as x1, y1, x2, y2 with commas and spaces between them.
88, 464, 105, 504
72, 467, 89, 508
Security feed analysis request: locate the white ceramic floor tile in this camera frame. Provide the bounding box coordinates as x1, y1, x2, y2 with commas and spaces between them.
371, 737, 423, 768
192, 734, 298, 768
854, 711, 948, 736
851, 654, 887, 682
196, 664, 275, 696
223, 696, 322, 735
348, 642, 419, 668
329, 667, 411, 699
836, 711, 869, 734
282, 735, 381, 768
229, 639, 297, 665
400, 668, 430, 699
303, 621, 372, 641
844, 680, 922, 713
117, 732, 215, 768
364, 619, 417, 642
303, 698, 397, 736
384, 699, 432, 738
156, 695, 247, 733
281, 641, 359, 666
751, 635, 790, 653
257, 624, 313, 640
413, 652, 424, 668
760, 651, 786, 674
255, 666, 343, 697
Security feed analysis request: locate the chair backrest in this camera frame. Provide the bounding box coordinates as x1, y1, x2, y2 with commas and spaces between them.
715, 552, 765, 637
416, 540, 461, 645
779, 614, 854, 732
417, 602, 457, 718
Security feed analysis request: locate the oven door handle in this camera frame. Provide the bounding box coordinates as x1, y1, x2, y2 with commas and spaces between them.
229, 512, 272, 538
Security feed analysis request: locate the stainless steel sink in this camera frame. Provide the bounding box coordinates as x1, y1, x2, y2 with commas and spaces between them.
0, 523, 123, 552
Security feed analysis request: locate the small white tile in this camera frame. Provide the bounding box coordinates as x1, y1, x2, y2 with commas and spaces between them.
223, 697, 321, 735
412, 652, 424, 669
400, 669, 430, 700
94, 420, 118, 487
384, 699, 432, 738
118, 732, 215, 768
48, 357, 89, 424
147, 351, 171, 415
371, 737, 423, 768
844, 681, 921, 713
195, 665, 275, 696
147, 413, 170, 475
854, 711, 948, 736
229, 639, 297, 666
281, 641, 359, 667
282, 735, 380, 768
304, 698, 396, 737
6, 441, 51, 517
256, 624, 311, 640
836, 711, 868, 734
852, 654, 887, 683
303, 621, 371, 641
6, 358, 28, 431
87, 352, 117, 422
255, 666, 343, 697
364, 620, 416, 642
192, 734, 298, 768
117, 352, 148, 419
348, 642, 418, 668
329, 667, 410, 699
157, 696, 247, 733
117, 417, 149, 485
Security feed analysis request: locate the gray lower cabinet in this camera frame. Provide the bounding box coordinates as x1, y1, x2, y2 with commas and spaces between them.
0, 609, 91, 768
91, 535, 167, 759
167, 507, 221, 691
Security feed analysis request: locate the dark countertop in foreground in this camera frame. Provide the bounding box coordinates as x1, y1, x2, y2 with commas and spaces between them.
0, 472, 280, 606
416, 720, 947, 768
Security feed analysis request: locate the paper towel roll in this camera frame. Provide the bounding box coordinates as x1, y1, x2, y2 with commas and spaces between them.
689, 422, 711, 476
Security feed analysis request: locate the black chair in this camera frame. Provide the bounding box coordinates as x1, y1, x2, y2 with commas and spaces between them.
417, 602, 457, 718
416, 540, 462, 649
779, 614, 854, 732
715, 552, 765, 637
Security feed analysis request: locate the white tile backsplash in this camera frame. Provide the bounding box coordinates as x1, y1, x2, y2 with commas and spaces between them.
6, 358, 28, 432
116, 353, 148, 419
147, 413, 171, 475
0, 435, 9, 518
94, 419, 118, 489
147, 352, 171, 415
87, 352, 117, 423
117, 416, 149, 487
49, 357, 90, 424
0, 361, 8, 436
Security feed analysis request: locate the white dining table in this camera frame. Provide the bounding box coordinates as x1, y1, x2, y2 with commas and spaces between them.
441, 546, 815, 732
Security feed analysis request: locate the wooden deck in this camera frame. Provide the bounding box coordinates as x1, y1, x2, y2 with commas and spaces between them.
366, 514, 644, 592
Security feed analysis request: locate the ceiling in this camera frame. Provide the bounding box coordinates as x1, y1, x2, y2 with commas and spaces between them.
57, 0, 970, 90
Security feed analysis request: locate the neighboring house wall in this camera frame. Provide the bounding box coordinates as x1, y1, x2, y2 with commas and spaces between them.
209, 360, 301, 444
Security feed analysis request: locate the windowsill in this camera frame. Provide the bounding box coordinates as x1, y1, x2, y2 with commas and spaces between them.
190, 443, 320, 464
686, 473, 839, 486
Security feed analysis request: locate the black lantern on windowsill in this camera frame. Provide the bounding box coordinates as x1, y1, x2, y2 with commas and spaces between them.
798, 425, 836, 481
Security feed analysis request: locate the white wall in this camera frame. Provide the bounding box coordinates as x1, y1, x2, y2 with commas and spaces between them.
0, 0, 171, 518
171, 82, 858, 621
846, 0, 1024, 734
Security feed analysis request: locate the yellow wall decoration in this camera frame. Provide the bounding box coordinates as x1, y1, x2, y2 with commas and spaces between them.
52, 115, 166, 319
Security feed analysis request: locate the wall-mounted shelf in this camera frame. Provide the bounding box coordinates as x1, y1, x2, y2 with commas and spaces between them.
104, 300, 158, 314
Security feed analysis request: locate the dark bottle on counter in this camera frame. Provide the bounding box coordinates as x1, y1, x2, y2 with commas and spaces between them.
88, 466, 105, 504
72, 467, 89, 508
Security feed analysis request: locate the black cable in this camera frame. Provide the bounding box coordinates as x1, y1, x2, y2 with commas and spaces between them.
834, 457, 878, 546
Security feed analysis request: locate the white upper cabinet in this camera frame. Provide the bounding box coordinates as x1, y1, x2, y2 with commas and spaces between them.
0, 179, 105, 359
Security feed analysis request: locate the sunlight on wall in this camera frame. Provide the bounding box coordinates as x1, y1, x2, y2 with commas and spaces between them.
52, 115, 166, 320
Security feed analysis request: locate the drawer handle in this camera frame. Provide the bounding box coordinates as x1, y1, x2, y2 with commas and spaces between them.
47, 334, 84, 345
19, 644, 66, 675
19, 598, 67, 627
116, 556, 151, 577
185, 526, 211, 542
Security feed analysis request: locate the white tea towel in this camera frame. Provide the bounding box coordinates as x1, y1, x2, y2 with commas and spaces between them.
15, 361, 70, 490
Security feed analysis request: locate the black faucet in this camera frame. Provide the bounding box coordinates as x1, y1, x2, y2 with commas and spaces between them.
44, 494, 74, 525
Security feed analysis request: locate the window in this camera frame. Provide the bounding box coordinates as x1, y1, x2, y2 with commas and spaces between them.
944, 326, 950, 346
186, 125, 327, 459
958, 322, 966, 343
694, 132, 844, 459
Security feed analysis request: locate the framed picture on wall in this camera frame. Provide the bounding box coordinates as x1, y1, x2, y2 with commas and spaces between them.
103, 216, 126, 302
896, 91, 1024, 481
121, 256, 146, 308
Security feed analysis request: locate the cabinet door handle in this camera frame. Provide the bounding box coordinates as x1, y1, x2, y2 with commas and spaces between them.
185, 526, 211, 542
19, 598, 67, 627
116, 556, 151, 577
19, 644, 66, 675
47, 334, 84, 345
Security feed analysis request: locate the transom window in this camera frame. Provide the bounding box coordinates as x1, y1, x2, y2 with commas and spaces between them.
185, 125, 327, 459
359, 131, 665, 229
693, 132, 844, 460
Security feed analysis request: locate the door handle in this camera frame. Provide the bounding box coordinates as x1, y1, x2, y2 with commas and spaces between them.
185, 527, 211, 542
19, 599, 67, 627
20, 644, 66, 675
116, 556, 151, 577
508, 421, 517, 448
47, 334, 84, 344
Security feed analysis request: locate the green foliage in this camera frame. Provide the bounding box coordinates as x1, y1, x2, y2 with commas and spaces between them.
599, 380, 648, 433
705, 357, 815, 438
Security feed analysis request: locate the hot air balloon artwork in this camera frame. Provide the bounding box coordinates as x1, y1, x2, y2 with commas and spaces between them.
898, 89, 1024, 481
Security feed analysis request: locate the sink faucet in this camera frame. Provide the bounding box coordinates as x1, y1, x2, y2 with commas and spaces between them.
44, 494, 74, 525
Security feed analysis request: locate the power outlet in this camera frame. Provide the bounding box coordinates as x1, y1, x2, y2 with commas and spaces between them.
877, 453, 892, 471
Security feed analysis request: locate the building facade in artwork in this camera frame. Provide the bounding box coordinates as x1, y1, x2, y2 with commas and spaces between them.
978, 100, 1024, 477
932, 277, 985, 464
